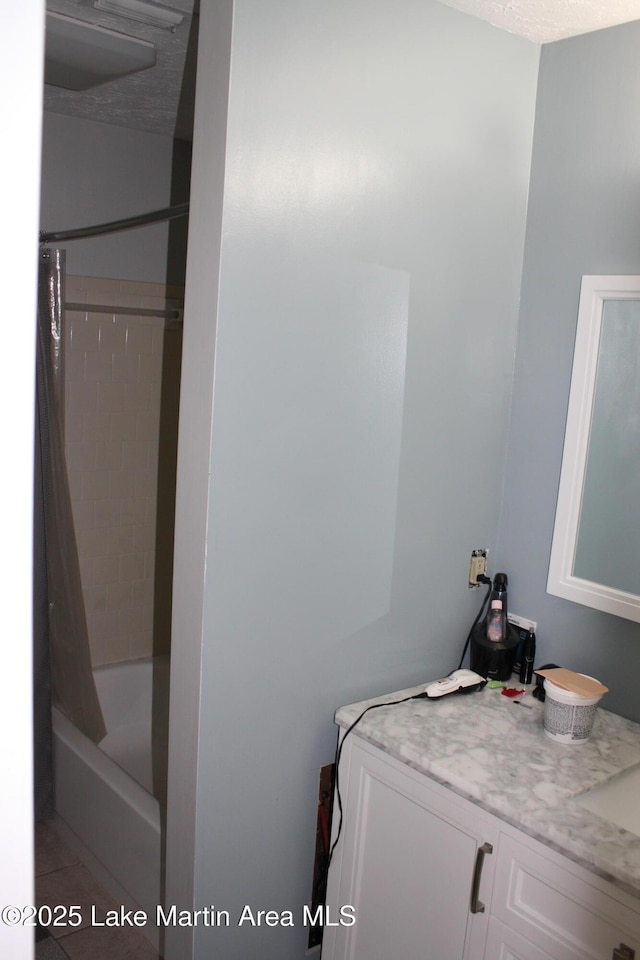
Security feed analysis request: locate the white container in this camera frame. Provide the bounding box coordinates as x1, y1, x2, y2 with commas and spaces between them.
543, 675, 603, 744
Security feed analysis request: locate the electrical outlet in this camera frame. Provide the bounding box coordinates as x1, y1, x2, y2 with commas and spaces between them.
508, 613, 537, 634
468, 549, 488, 588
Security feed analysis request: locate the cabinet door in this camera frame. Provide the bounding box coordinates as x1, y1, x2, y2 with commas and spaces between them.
491, 832, 640, 960
324, 738, 496, 960
485, 918, 556, 960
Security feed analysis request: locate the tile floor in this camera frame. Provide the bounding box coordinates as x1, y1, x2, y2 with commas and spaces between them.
35, 821, 160, 960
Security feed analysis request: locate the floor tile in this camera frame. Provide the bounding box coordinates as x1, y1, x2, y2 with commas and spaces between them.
36, 863, 116, 937
55, 925, 160, 960
35, 937, 71, 960
35, 822, 79, 877
34, 821, 160, 958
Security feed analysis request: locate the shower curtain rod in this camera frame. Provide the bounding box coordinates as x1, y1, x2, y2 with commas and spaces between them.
39, 201, 190, 245
65, 301, 183, 323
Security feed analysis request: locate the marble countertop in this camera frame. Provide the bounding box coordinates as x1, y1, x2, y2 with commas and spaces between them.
334, 683, 640, 898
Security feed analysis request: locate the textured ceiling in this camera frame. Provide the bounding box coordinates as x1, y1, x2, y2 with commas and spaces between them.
43, 0, 640, 139
44, 0, 197, 139
444, 0, 640, 43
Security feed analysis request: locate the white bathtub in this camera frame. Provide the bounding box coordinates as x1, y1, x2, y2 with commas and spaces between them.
52, 657, 169, 949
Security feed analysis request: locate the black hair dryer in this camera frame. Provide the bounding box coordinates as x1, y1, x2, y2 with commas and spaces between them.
469, 572, 519, 681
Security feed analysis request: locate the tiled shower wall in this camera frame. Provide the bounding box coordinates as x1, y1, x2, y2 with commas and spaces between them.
63, 275, 182, 666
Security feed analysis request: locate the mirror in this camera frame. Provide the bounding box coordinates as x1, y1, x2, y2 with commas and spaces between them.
548, 276, 640, 622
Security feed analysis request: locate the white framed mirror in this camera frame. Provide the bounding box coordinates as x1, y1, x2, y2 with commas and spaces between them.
547, 275, 640, 622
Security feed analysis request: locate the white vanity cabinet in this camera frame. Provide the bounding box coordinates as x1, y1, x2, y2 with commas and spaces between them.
323, 732, 640, 960
322, 735, 499, 960
488, 831, 640, 960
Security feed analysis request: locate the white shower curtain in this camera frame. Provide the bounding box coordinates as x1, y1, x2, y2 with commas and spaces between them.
34, 249, 105, 818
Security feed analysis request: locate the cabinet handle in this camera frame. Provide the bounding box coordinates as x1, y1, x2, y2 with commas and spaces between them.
470, 842, 493, 914
613, 946, 635, 960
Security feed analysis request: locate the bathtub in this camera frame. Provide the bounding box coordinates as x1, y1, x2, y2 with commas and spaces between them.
52, 656, 169, 948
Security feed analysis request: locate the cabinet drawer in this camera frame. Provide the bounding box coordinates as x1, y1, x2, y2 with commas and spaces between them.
485, 917, 556, 960
493, 833, 640, 960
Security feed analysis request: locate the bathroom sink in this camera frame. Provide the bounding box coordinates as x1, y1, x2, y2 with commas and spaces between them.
574, 764, 640, 836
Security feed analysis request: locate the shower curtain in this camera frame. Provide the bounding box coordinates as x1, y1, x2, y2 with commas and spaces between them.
34, 249, 105, 819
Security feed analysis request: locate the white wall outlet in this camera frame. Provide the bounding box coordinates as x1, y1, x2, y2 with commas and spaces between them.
508, 613, 537, 633
468, 549, 488, 588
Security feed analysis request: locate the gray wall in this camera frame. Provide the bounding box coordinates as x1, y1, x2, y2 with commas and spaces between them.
40, 112, 175, 282
167, 1, 539, 957
496, 21, 640, 721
